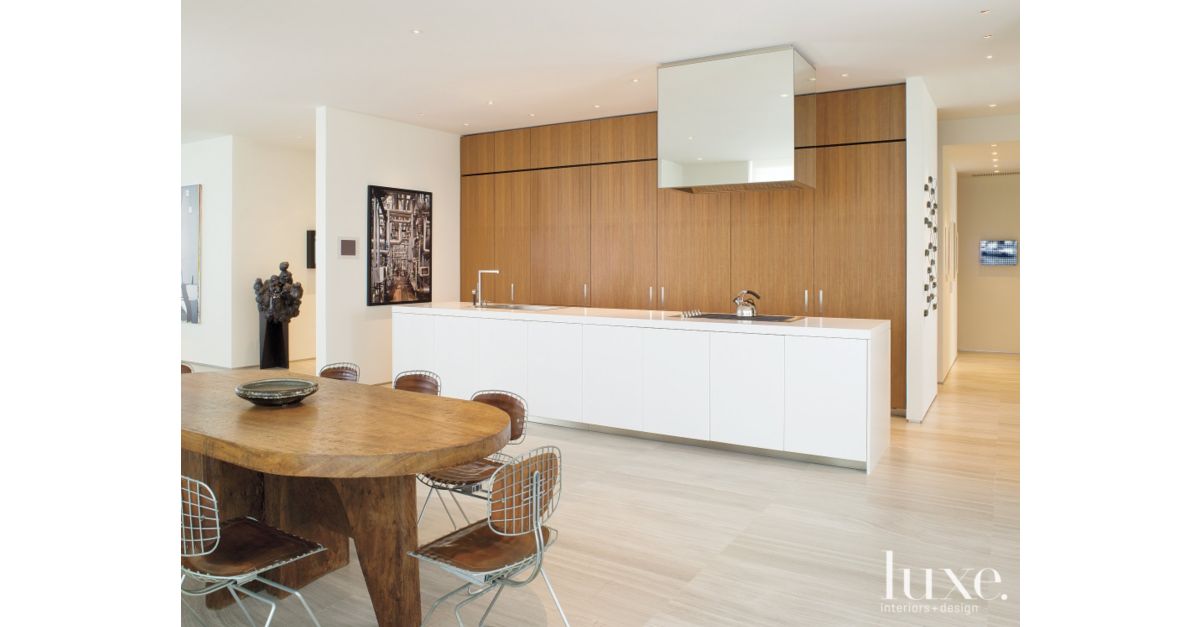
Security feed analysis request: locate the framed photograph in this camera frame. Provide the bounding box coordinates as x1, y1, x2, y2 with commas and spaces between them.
181, 184, 201, 323
979, 239, 1018, 266
367, 185, 433, 305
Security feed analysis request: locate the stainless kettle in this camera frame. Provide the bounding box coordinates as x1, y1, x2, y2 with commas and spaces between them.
733, 290, 761, 317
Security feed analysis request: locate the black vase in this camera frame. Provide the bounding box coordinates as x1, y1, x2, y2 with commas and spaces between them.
259, 313, 290, 369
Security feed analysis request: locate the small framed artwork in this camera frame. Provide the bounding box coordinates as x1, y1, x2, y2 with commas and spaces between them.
338, 237, 358, 257
979, 239, 1018, 266
366, 185, 433, 306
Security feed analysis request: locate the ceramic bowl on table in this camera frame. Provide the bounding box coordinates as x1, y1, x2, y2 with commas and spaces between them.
235, 378, 318, 407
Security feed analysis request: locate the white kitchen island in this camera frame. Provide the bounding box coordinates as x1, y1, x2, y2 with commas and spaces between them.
392, 303, 891, 472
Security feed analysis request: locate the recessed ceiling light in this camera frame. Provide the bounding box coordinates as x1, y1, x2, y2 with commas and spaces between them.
487, 100, 494, 106
687, 136, 694, 140
988, 103, 998, 108
528, 113, 536, 117
809, 77, 817, 81
841, 73, 850, 77
632, 78, 640, 83
780, 93, 790, 98
593, 104, 601, 109
463, 122, 470, 127
984, 34, 993, 39
411, 29, 422, 35
991, 143, 998, 147
992, 158, 999, 162
697, 157, 704, 161
992, 151, 998, 155
986, 55, 994, 60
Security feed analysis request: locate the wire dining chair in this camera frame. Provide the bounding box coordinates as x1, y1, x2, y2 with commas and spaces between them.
411, 446, 568, 626
393, 369, 443, 395
318, 362, 360, 382
417, 390, 528, 528
180, 476, 324, 627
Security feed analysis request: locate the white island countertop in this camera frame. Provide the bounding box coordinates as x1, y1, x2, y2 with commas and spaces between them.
393, 302, 889, 340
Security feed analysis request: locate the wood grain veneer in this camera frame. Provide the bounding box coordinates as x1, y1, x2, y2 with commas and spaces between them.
531, 120, 592, 168
656, 188, 732, 313
494, 128, 532, 171
181, 370, 511, 477
589, 161, 658, 309
531, 167, 591, 306
461, 133, 495, 175
460, 174, 496, 301
590, 113, 657, 162
494, 171, 532, 303
814, 142, 907, 408
730, 188, 815, 317
796, 84, 906, 147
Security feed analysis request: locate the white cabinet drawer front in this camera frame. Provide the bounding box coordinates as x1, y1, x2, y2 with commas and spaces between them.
392, 315, 437, 378
528, 322, 583, 422
477, 319, 529, 398
709, 333, 786, 449
784, 336, 868, 460
582, 325, 643, 431
643, 329, 709, 440
434, 316, 481, 400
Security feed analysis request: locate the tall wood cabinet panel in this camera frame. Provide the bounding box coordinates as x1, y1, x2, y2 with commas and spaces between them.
814, 142, 906, 408
531, 121, 592, 169
656, 189, 731, 313
530, 167, 591, 306
461, 134, 495, 175
493, 171, 532, 304
494, 128, 531, 171
460, 174, 496, 301
589, 161, 658, 310
795, 84, 906, 148
730, 188, 815, 317
590, 113, 657, 163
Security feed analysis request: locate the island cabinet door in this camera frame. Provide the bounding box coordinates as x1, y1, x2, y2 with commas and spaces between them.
709, 333, 786, 450
784, 336, 868, 461
477, 318, 528, 398
527, 322, 583, 422
581, 325, 643, 431
392, 314, 437, 378
642, 328, 709, 440
435, 316, 481, 399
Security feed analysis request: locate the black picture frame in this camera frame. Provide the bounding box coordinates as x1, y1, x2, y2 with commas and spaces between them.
366, 185, 433, 306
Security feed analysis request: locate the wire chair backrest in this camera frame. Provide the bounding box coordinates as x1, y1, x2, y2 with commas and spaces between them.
488, 446, 561, 537
181, 475, 220, 557
393, 369, 442, 396
319, 362, 360, 382
471, 390, 528, 444
181, 363, 192, 374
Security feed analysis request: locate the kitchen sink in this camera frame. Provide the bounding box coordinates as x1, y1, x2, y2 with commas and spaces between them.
477, 304, 564, 311
679, 313, 802, 322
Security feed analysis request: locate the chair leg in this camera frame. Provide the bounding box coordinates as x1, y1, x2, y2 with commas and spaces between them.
448, 491, 471, 524
255, 576, 321, 627
478, 583, 505, 626
417, 484, 436, 525
227, 586, 258, 627
452, 584, 494, 627
541, 567, 570, 627
423, 580, 473, 625
435, 488, 460, 529
233, 584, 278, 627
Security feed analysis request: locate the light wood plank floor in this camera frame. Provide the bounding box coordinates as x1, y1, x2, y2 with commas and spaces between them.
183, 352, 1019, 626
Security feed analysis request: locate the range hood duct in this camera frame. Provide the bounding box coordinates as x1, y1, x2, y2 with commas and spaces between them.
657, 46, 816, 192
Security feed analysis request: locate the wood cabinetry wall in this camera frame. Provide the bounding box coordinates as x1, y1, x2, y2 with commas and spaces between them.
459, 85, 907, 408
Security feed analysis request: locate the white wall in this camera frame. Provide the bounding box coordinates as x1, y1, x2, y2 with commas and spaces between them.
316, 107, 460, 384
957, 173, 1020, 353
939, 114, 1020, 146
937, 161, 960, 381
181, 136, 234, 367
905, 77, 939, 422
232, 138, 316, 366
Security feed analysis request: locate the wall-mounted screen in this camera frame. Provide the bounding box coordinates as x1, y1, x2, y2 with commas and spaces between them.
980, 240, 1018, 266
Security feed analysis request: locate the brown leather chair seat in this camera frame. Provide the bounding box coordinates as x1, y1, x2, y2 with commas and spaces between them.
181, 517, 323, 578
393, 375, 440, 395
414, 519, 554, 574
424, 457, 507, 486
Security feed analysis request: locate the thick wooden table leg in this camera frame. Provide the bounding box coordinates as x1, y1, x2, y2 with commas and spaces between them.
263, 476, 351, 595
333, 475, 420, 627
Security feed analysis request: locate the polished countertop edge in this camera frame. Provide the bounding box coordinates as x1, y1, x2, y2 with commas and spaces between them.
393, 302, 889, 339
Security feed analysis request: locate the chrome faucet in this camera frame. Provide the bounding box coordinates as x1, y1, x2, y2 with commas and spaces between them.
474, 269, 500, 307
733, 289, 762, 317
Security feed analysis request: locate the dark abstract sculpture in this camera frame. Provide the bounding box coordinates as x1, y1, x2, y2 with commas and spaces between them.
253, 262, 304, 369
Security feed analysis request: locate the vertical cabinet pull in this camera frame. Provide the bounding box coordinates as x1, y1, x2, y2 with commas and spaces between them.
648, 286, 654, 310
660, 286, 666, 309
818, 289, 824, 316
583, 283, 589, 306
510, 283, 515, 303
804, 289, 809, 314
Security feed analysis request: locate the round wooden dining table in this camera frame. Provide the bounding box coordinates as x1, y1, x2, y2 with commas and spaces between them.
181, 369, 511, 626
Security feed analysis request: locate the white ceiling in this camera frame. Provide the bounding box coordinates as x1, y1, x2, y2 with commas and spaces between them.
183, 0, 1020, 150
944, 141, 1020, 175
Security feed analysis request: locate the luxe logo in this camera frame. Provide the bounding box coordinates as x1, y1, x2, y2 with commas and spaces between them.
883, 550, 1007, 602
